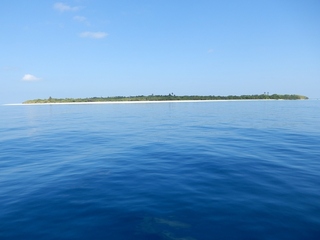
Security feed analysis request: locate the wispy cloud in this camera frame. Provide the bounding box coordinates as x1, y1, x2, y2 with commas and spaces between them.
2, 66, 19, 71
22, 74, 41, 81
80, 31, 108, 39
73, 15, 90, 25
208, 49, 214, 53
54, 2, 80, 12
73, 15, 86, 22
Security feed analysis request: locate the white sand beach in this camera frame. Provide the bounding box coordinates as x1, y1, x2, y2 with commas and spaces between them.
3, 99, 275, 106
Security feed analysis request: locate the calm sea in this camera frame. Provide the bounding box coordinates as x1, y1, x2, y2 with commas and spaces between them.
1, 100, 320, 240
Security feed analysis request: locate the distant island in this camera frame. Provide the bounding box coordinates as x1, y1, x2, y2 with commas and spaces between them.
23, 94, 308, 104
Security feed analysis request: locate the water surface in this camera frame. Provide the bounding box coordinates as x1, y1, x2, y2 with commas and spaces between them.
1, 100, 320, 239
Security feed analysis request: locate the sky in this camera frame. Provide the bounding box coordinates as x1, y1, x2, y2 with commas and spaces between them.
1, 0, 320, 103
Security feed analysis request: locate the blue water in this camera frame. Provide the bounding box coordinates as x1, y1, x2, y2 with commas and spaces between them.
1, 100, 320, 240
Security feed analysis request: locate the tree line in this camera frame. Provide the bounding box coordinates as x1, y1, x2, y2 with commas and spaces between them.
23, 94, 308, 104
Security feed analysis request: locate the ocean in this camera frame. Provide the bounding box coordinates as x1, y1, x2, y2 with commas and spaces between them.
1, 100, 320, 240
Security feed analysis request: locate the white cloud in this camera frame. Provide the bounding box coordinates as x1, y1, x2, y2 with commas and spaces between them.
22, 74, 41, 81
73, 16, 90, 26
54, 2, 80, 12
80, 31, 108, 39
73, 15, 87, 22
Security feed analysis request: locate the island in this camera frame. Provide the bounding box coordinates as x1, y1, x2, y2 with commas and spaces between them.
23, 94, 308, 104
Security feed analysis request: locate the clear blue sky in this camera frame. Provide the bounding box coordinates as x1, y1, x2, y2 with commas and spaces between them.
1, 0, 319, 103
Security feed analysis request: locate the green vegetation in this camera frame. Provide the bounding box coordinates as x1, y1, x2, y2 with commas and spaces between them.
23, 94, 308, 104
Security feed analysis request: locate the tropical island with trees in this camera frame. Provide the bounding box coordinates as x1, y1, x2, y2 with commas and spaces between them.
23, 93, 308, 104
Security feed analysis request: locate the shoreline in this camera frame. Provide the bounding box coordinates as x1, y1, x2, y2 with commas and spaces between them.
3, 99, 284, 106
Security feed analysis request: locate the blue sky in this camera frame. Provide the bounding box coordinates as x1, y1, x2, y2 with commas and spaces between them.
1, 0, 320, 103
